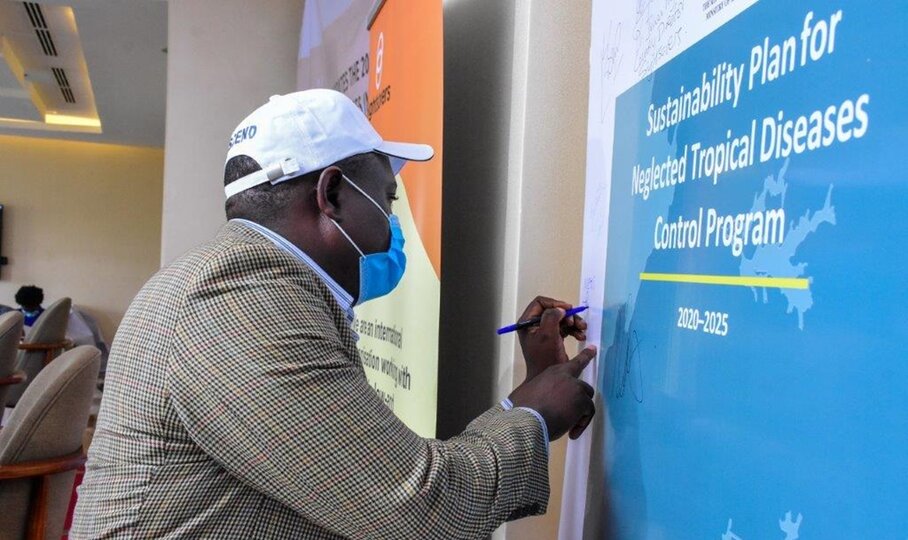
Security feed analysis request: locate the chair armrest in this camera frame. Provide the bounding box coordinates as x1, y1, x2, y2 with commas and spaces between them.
0, 370, 27, 386
17, 340, 74, 367
0, 450, 86, 539
0, 450, 85, 480
17, 340, 72, 353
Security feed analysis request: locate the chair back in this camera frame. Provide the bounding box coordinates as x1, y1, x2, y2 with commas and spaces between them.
0, 346, 100, 540
0, 311, 25, 409
6, 298, 71, 406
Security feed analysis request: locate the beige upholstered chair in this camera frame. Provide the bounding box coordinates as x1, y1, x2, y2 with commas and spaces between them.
0, 346, 100, 540
0, 311, 26, 410
6, 298, 72, 407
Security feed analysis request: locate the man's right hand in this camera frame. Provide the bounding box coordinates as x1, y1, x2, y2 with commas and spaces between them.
516, 296, 588, 380
508, 346, 597, 441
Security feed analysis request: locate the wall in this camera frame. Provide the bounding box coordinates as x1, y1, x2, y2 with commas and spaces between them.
0, 134, 164, 342
500, 2, 591, 538
160, 0, 304, 265
440, 1, 591, 538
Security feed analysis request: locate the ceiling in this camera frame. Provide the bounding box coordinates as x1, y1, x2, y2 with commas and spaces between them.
0, 0, 167, 147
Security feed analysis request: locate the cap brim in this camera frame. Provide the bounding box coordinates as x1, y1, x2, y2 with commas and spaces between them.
374, 140, 435, 163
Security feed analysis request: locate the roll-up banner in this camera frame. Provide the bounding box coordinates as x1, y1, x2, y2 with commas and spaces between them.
298, 0, 443, 437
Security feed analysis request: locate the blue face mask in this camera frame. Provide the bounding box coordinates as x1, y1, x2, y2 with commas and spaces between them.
330, 174, 407, 305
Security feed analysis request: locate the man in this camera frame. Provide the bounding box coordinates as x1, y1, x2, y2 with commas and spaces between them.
73, 89, 595, 539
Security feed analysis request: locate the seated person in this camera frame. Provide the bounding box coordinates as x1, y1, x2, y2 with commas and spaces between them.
15, 285, 44, 327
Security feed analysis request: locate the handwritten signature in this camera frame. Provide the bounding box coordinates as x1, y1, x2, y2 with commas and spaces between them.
600, 21, 624, 124
610, 328, 644, 403
633, 0, 685, 76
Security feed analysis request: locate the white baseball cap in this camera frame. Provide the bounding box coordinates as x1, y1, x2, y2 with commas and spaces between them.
224, 89, 434, 199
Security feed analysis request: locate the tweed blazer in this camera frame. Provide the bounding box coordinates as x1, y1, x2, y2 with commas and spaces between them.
71, 222, 548, 539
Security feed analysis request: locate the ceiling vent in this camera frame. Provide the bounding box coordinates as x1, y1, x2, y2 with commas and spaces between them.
51, 67, 75, 104
22, 2, 58, 57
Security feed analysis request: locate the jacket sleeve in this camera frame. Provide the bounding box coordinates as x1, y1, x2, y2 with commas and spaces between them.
165, 245, 549, 540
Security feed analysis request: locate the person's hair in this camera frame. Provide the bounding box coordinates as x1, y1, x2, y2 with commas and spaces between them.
223, 153, 379, 225
15, 285, 43, 308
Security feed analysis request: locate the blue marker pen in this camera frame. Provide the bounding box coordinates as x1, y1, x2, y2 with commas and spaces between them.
496, 306, 589, 335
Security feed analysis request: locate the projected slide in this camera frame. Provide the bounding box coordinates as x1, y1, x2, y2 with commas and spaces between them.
566, 1, 908, 538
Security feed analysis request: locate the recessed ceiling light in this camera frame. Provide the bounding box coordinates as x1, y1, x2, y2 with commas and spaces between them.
45, 113, 101, 128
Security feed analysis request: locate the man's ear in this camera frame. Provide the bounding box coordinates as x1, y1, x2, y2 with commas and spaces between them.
316, 166, 344, 220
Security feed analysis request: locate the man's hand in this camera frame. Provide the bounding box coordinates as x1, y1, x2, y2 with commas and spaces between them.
517, 296, 588, 380
509, 346, 597, 441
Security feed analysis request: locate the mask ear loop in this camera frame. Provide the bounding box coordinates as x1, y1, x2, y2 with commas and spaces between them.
329, 219, 365, 257
330, 173, 392, 257
342, 174, 391, 219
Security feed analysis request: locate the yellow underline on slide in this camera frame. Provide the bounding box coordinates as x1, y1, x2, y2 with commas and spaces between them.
639, 273, 809, 290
